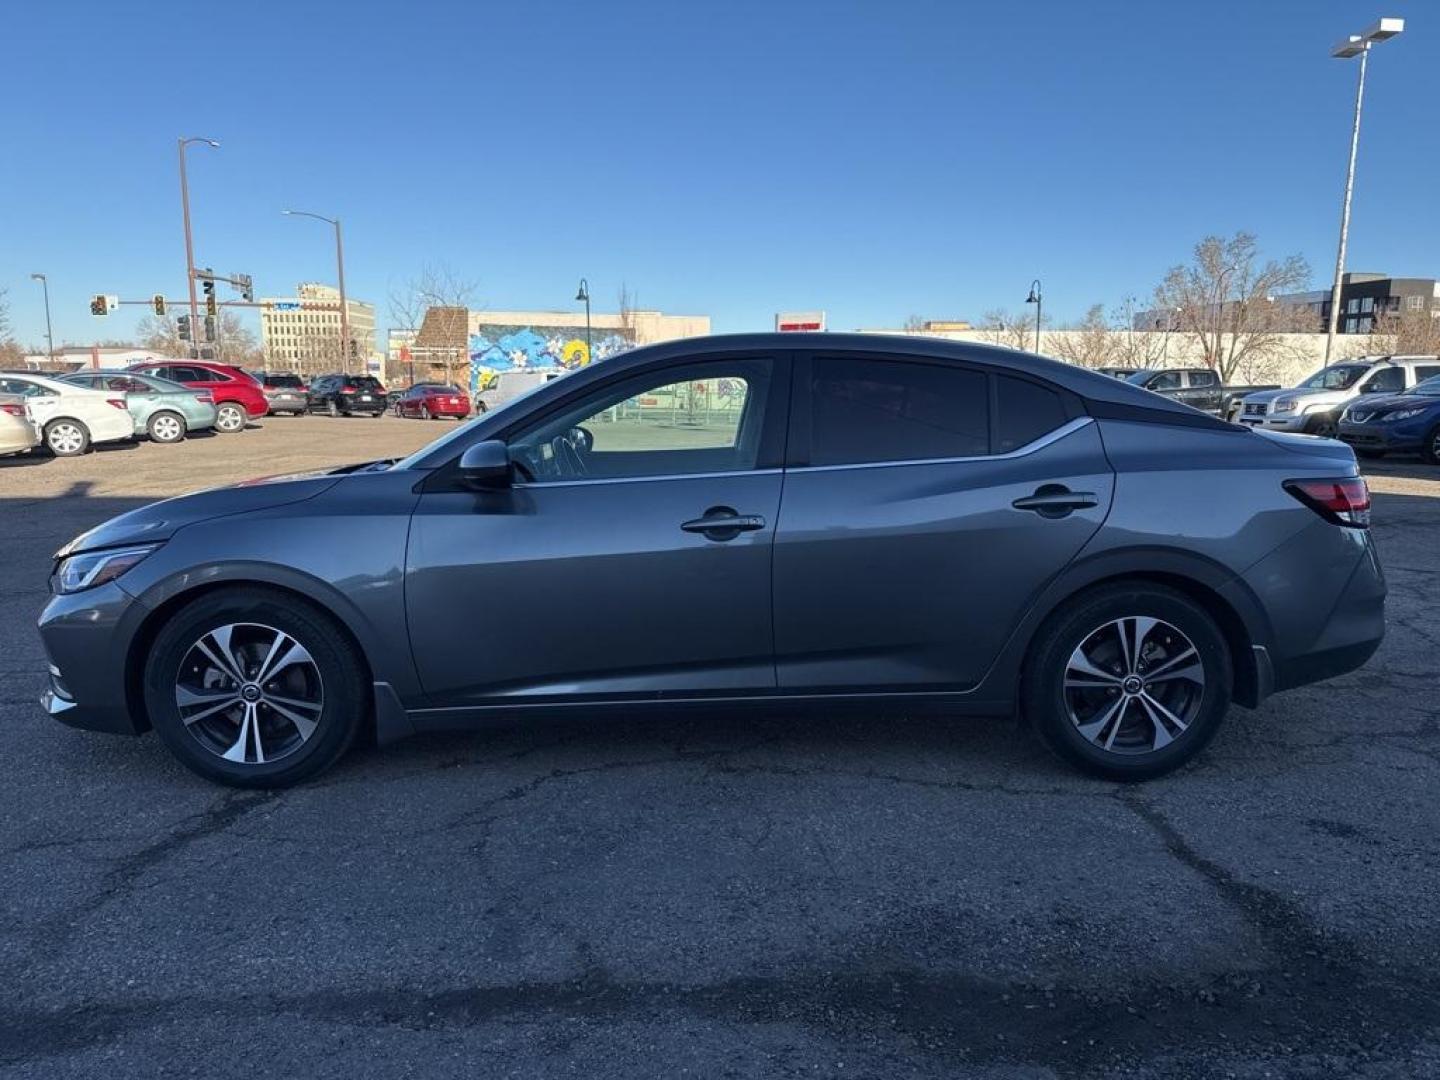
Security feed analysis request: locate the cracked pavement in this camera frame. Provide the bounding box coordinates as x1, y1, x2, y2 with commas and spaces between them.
1, 420, 1438, 1078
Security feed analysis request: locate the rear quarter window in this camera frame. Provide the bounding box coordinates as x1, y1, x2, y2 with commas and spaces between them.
994, 375, 1068, 452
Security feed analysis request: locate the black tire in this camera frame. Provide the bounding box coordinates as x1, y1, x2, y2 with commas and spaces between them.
44, 418, 91, 456
327, 399, 339, 418
147, 410, 187, 444
215, 402, 246, 434
475, 402, 487, 414
1304, 413, 1338, 439
1423, 426, 1440, 466
420, 405, 432, 420
143, 587, 368, 789
1020, 582, 1233, 781
1355, 449, 1386, 461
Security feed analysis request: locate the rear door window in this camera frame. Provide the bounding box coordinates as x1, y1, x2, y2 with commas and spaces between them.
1148, 372, 1181, 391
808, 356, 988, 466
1364, 366, 1405, 393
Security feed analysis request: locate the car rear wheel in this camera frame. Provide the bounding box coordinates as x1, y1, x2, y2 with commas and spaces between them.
215, 402, 246, 433
1424, 426, 1440, 466
143, 588, 367, 788
44, 419, 91, 456
147, 410, 187, 444
1021, 583, 1232, 780
327, 399, 339, 418
420, 404, 431, 420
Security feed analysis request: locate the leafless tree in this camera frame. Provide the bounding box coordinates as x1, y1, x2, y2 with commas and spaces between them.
617, 283, 639, 344
902, 314, 926, 333
1370, 305, 1440, 357
1152, 232, 1310, 383
135, 311, 258, 366
978, 307, 1047, 351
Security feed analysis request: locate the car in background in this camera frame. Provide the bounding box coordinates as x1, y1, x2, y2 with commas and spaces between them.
37, 333, 1385, 788
1233, 355, 1440, 435
1338, 373, 1440, 464
0, 372, 135, 456
307, 374, 388, 417
126, 361, 269, 433
394, 382, 471, 419
1125, 367, 1279, 416
252, 372, 308, 416
61, 371, 217, 444
1096, 366, 1141, 379
475, 369, 564, 413
0, 393, 41, 456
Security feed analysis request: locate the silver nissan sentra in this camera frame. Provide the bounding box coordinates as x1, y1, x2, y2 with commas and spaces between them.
37, 334, 1385, 788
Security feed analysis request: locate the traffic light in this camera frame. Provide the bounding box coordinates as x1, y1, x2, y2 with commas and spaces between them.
153, 294, 167, 316
206, 293, 218, 317
90, 295, 108, 316
177, 315, 192, 342
203, 316, 216, 343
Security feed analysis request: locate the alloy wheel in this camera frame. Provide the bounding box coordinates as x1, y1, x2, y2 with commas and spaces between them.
174, 622, 325, 765
1063, 616, 1205, 755
216, 404, 245, 433
151, 414, 184, 442
47, 422, 85, 455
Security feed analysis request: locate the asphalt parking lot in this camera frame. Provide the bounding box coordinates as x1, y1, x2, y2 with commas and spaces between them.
1, 416, 1438, 1079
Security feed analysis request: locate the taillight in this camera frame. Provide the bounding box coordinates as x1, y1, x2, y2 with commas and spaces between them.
106, 397, 129, 410
1284, 477, 1371, 528
196, 393, 214, 404
0, 402, 23, 416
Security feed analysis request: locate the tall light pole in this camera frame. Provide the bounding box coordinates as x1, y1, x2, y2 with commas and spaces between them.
178, 137, 219, 359
575, 278, 592, 363
29, 273, 54, 366
1024, 279, 1042, 353
1325, 17, 1404, 361
283, 210, 352, 374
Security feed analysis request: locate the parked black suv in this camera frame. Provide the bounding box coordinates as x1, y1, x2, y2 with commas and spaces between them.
306, 375, 388, 417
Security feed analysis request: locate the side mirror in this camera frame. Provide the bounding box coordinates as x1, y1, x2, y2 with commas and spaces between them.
457, 439, 513, 490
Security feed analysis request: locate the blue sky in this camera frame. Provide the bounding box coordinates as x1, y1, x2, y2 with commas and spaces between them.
2, 0, 1436, 349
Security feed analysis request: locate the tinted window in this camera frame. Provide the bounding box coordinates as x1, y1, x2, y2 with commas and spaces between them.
809, 357, 987, 466
167, 366, 205, 382
994, 375, 1067, 453
265, 373, 304, 388
1189, 370, 1218, 388
1300, 364, 1367, 390
0, 377, 43, 397
511, 360, 771, 481
1414, 366, 1440, 384
1147, 372, 1181, 391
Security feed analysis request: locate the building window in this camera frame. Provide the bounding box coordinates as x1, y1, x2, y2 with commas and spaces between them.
1360, 297, 1374, 314
1407, 295, 1425, 311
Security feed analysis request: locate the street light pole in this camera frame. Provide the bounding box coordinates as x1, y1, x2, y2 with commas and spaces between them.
283, 210, 352, 373
178, 136, 219, 359
1325, 18, 1404, 361
1024, 279, 1042, 353
575, 278, 592, 362
30, 273, 54, 366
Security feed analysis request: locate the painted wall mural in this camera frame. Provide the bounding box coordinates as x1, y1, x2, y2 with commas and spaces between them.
468, 325, 633, 392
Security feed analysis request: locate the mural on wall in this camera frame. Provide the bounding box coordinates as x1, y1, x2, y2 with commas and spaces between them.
468, 325, 634, 392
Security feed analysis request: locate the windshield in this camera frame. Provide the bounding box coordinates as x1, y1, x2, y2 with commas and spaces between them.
1404, 374, 1440, 397
1298, 364, 1368, 390
391, 378, 554, 471
1123, 371, 1152, 385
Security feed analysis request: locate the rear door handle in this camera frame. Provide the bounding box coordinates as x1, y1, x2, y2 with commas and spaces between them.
1012, 486, 1098, 518
681, 508, 767, 540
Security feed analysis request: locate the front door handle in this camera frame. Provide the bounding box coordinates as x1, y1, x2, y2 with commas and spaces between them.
1011, 485, 1098, 519
681, 507, 766, 541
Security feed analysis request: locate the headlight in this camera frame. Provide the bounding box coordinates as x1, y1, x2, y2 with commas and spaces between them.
1388, 407, 1426, 421
53, 544, 158, 595
1272, 399, 1296, 414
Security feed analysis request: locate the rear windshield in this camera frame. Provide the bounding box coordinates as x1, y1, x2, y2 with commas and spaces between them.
265, 374, 304, 388
346, 377, 384, 391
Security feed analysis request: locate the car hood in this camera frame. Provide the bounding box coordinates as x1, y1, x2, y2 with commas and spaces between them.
56, 469, 350, 558
1348, 394, 1439, 414
1239, 387, 1291, 405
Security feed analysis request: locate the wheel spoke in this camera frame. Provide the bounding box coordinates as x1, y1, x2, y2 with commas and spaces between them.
1075, 694, 1127, 744
1145, 661, 1204, 686
265, 693, 321, 712
1139, 691, 1189, 740
1140, 646, 1198, 681
222, 703, 257, 762
1129, 616, 1158, 674
179, 695, 241, 726
199, 626, 246, 683
1066, 650, 1122, 685
259, 638, 313, 683
176, 685, 240, 707
254, 631, 294, 684
264, 699, 318, 742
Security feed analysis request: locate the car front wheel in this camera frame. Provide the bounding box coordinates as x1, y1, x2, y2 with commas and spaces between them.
143, 588, 367, 788
1424, 426, 1440, 466
1021, 583, 1232, 780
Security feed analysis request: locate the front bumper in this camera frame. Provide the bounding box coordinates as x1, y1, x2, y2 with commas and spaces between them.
1238, 413, 1309, 432
1338, 421, 1424, 453
37, 579, 149, 735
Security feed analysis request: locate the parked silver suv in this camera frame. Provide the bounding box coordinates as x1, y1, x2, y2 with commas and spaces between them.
1233, 355, 1440, 436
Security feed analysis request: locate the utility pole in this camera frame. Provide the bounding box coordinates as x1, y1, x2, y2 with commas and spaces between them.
30, 273, 54, 366
178, 137, 219, 360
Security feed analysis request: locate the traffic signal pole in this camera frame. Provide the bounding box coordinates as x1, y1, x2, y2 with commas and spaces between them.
178, 139, 201, 358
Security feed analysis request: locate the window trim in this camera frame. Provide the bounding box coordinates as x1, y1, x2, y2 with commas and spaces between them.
788, 351, 1080, 469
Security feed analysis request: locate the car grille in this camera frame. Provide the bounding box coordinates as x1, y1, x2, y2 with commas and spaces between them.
1243, 402, 1268, 417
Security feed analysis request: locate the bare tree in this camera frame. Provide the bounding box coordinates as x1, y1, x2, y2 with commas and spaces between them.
135, 311, 258, 365
1370, 305, 1440, 356
978, 307, 1046, 351
1153, 232, 1310, 382
616, 283, 639, 344
0, 286, 10, 341
1051, 304, 1112, 368
902, 314, 927, 333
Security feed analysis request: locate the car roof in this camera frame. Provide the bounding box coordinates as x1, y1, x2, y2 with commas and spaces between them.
569, 332, 1212, 420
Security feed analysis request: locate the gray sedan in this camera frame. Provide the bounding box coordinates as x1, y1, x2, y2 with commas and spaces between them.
38, 334, 1384, 788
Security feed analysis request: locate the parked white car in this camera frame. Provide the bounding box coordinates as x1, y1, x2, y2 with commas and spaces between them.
0, 373, 136, 456
1231, 355, 1440, 436
0, 394, 41, 456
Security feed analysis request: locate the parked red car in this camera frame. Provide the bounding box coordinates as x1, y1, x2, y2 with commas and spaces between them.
127, 361, 269, 433
394, 382, 472, 420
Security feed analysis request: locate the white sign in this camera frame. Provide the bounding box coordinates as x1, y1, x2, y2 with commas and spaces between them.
104, 295, 119, 314
775, 310, 825, 332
